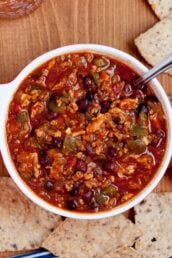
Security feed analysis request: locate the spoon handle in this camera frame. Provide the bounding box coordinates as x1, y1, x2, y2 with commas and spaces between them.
133, 53, 172, 87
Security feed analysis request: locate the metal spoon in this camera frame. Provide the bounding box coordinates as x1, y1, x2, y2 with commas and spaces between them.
133, 53, 172, 87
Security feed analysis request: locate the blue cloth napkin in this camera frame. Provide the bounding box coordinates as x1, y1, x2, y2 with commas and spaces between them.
11, 248, 57, 258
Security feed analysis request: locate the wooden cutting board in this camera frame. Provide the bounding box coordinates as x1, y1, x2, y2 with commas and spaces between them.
0, 0, 172, 257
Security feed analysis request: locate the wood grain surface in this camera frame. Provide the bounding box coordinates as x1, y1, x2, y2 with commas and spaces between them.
0, 0, 172, 257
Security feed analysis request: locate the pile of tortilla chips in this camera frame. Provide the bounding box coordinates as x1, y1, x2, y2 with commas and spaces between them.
0, 177, 61, 251
0, 177, 172, 258
135, 0, 172, 75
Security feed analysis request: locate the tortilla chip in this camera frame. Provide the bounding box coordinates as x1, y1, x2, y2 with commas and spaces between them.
0, 177, 61, 251
148, 0, 172, 19
42, 215, 141, 258
135, 16, 172, 75
98, 246, 146, 258
135, 193, 172, 258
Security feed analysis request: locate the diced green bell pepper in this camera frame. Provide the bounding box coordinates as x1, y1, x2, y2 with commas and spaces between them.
132, 125, 147, 137
93, 58, 107, 67
63, 135, 77, 153
17, 111, 29, 123
127, 139, 146, 154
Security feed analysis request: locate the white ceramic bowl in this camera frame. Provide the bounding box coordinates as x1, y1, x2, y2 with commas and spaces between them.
0, 44, 172, 220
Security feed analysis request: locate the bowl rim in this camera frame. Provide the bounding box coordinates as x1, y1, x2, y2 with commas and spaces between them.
1, 43, 172, 219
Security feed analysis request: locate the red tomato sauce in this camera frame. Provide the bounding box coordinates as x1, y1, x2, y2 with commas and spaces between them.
6, 52, 167, 212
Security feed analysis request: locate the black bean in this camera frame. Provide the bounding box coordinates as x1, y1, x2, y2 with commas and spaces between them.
76, 158, 87, 172
108, 147, 117, 157
44, 180, 54, 191
83, 76, 93, 90
69, 182, 80, 196
77, 98, 89, 113
100, 100, 111, 114
102, 161, 117, 173
66, 199, 78, 210
89, 199, 98, 210
39, 151, 52, 166
84, 75, 97, 93
53, 137, 63, 148
49, 93, 58, 102
137, 103, 149, 114
113, 116, 120, 124
86, 91, 94, 101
